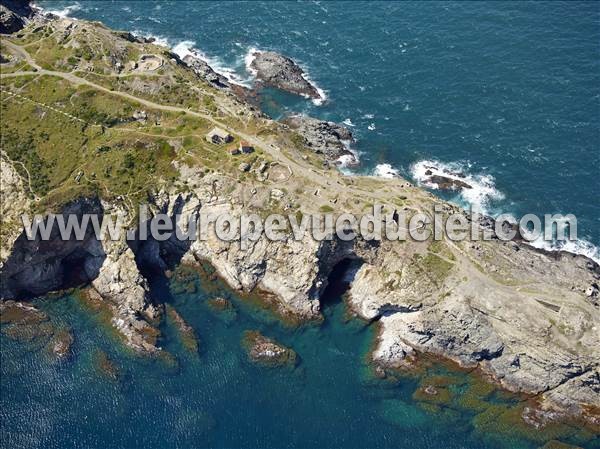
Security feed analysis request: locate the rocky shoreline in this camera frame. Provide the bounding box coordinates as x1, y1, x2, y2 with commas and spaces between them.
248, 50, 323, 101
0, 2, 598, 431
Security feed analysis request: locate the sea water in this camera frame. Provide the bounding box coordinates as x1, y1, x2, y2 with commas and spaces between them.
3, 2, 600, 448
2, 266, 598, 449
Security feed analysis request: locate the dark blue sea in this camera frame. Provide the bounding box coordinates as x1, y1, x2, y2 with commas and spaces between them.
2, 2, 599, 448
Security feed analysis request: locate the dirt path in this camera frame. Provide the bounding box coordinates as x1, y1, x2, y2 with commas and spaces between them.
1, 40, 425, 211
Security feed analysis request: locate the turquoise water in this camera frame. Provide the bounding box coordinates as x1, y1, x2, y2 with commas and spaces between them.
4, 2, 600, 448
3, 267, 597, 449
37, 0, 600, 260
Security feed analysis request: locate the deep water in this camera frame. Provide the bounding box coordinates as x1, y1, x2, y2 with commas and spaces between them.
37, 0, 600, 260
3, 2, 600, 448
2, 267, 598, 449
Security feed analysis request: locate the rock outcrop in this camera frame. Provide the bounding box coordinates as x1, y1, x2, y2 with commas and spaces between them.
242, 330, 297, 367
182, 54, 229, 89
284, 115, 358, 163
365, 239, 600, 425
0, 0, 32, 34
249, 51, 322, 100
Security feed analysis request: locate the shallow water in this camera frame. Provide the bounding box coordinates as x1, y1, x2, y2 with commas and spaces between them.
4, 2, 600, 447
2, 268, 598, 449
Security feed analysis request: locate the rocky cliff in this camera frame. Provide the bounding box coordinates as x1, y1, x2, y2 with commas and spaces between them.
0, 7, 598, 427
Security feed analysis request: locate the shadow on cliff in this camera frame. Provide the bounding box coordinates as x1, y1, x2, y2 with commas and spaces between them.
0, 197, 107, 300
319, 258, 364, 309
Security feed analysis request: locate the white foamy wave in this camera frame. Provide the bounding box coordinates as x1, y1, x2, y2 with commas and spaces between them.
157, 39, 253, 87
337, 154, 357, 168
304, 74, 328, 106
528, 237, 600, 265
411, 160, 504, 214
171, 40, 197, 60
342, 118, 355, 127
372, 163, 400, 179
244, 47, 259, 77
43, 2, 81, 18
367, 123, 376, 131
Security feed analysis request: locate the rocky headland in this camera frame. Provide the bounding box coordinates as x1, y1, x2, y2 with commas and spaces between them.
249, 50, 323, 101
0, 3, 598, 431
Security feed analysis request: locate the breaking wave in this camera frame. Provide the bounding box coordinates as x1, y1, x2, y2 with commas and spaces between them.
372, 163, 400, 179
529, 236, 600, 265
38, 2, 82, 18
411, 159, 504, 215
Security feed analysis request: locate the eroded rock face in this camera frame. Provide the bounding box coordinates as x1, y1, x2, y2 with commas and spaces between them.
250, 51, 321, 100
182, 54, 230, 89
366, 240, 600, 424
0, 4, 24, 33
284, 115, 356, 163
0, 197, 107, 298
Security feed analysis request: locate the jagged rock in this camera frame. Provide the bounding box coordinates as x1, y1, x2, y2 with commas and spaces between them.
94, 349, 119, 380
242, 330, 297, 367
166, 304, 198, 353
182, 54, 229, 89
207, 296, 233, 311
0, 4, 24, 33
427, 174, 472, 191
249, 51, 321, 100
284, 115, 357, 163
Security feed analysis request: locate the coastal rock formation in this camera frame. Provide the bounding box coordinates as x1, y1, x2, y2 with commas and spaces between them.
249, 51, 322, 100
0, 0, 32, 34
49, 328, 73, 359
166, 304, 199, 353
1, 12, 598, 428
182, 54, 230, 89
243, 330, 297, 367
0, 4, 24, 33
366, 240, 600, 424
284, 115, 357, 163
0, 197, 107, 298
0, 159, 31, 263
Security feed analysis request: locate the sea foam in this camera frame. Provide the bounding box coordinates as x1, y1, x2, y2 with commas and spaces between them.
372, 163, 400, 179
40, 2, 82, 18
411, 159, 504, 215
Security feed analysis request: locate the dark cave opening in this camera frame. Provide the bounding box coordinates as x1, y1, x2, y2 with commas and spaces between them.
320, 258, 364, 308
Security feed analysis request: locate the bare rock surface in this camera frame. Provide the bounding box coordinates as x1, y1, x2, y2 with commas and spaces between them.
284, 115, 357, 163
250, 50, 321, 100
243, 330, 297, 367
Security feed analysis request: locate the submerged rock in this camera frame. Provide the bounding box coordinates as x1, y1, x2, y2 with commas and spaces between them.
242, 330, 297, 368
48, 328, 73, 360
207, 296, 233, 311
0, 300, 54, 343
94, 350, 119, 381
250, 51, 321, 100
166, 304, 199, 353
